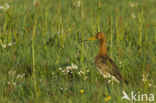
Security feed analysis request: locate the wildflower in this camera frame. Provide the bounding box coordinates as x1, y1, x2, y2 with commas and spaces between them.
142, 74, 148, 82
8, 42, 12, 46
142, 78, 147, 82
62, 70, 65, 73
5, 3, 10, 9
84, 77, 88, 80
52, 72, 55, 75
78, 70, 85, 75
13, 82, 16, 86
66, 66, 71, 70
7, 82, 10, 85
130, 3, 138, 8
12, 71, 16, 75
0, 3, 10, 11
21, 73, 25, 78
108, 80, 112, 83
148, 83, 152, 87
105, 96, 111, 101
119, 61, 122, 65
72, 64, 78, 70
77, 1, 81, 7
16, 74, 21, 79
87, 69, 90, 72
80, 89, 84, 93
66, 69, 70, 73
8, 71, 12, 75
131, 13, 136, 18
58, 67, 62, 70
2, 45, 6, 48
8, 70, 16, 75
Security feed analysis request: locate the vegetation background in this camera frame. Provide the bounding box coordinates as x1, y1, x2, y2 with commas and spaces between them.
0, 0, 156, 102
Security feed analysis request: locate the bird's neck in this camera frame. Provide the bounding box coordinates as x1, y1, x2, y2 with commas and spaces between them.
98, 40, 108, 57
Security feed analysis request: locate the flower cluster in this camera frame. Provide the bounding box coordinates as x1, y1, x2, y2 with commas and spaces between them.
130, 3, 138, 8
142, 73, 155, 88
119, 61, 122, 68
8, 70, 25, 86
0, 41, 16, 48
58, 64, 89, 80
58, 64, 78, 75
142, 73, 148, 82
73, 0, 81, 7
0, 3, 10, 11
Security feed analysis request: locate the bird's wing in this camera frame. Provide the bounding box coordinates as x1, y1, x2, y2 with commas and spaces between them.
96, 57, 123, 82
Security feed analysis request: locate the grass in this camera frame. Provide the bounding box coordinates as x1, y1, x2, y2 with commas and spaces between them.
0, 0, 156, 102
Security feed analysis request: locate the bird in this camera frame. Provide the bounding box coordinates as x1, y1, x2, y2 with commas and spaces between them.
82, 32, 128, 84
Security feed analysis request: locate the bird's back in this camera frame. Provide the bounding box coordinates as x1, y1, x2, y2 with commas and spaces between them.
95, 56, 124, 82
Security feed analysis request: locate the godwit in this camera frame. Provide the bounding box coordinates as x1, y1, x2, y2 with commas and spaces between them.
82, 32, 127, 84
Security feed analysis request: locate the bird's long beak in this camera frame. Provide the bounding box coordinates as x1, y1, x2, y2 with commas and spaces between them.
81, 37, 96, 42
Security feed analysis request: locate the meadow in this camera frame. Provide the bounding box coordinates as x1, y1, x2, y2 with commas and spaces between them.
0, 0, 156, 103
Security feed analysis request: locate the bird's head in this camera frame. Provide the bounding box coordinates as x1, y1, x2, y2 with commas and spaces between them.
95, 32, 105, 41
81, 32, 105, 42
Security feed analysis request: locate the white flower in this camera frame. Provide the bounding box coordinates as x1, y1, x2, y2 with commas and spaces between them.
5, 3, 10, 9
66, 69, 70, 73
130, 3, 138, 8
2, 45, 6, 48
12, 71, 16, 75
58, 67, 62, 70
78, 72, 80, 75
79, 70, 84, 74
77, 1, 81, 7
108, 80, 112, 83
52, 72, 55, 75
142, 78, 147, 82
119, 61, 122, 65
84, 77, 88, 80
0, 3, 10, 11
8, 42, 12, 46
17, 74, 21, 79
87, 70, 90, 72
62, 70, 65, 73
71, 64, 78, 70
148, 83, 152, 87
142, 74, 148, 82
21, 73, 25, 78
8, 71, 12, 75
0, 6, 4, 10
131, 13, 136, 18
7, 82, 10, 85
13, 82, 16, 86
66, 66, 71, 70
